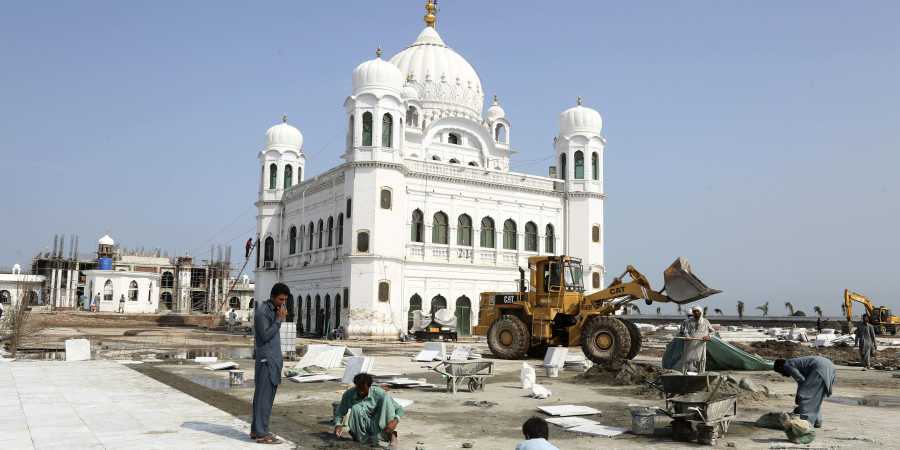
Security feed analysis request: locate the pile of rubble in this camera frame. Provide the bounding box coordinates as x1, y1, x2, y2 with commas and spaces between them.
578, 361, 664, 386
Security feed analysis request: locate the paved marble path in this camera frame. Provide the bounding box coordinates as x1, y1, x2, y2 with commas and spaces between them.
0, 360, 294, 450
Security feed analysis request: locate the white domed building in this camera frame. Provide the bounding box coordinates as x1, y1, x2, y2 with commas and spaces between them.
255, 3, 606, 339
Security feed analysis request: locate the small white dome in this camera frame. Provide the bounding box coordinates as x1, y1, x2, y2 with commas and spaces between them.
402, 82, 419, 100
265, 117, 303, 150
486, 95, 506, 122
559, 98, 602, 135
352, 50, 404, 94
98, 234, 115, 245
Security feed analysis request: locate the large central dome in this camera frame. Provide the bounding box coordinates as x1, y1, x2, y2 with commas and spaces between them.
390, 27, 484, 118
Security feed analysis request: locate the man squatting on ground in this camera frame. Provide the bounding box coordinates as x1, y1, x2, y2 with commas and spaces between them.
855, 314, 877, 370
334, 372, 404, 448
678, 305, 712, 373
773, 356, 836, 428
250, 282, 288, 444
516, 417, 560, 450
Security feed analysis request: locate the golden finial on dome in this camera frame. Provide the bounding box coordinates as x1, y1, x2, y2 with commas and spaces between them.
492, 94, 499, 105
282, 114, 288, 123
424, 0, 438, 28
376, 47, 383, 58
577, 96, 583, 106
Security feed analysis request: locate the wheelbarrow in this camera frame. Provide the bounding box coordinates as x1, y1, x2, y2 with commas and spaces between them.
432, 360, 494, 394
656, 376, 737, 446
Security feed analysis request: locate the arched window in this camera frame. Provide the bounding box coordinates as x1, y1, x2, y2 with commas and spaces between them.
457, 214, 472, 246
378, 281, 390, 302
408, 294, 422, 331
334, 294, 342, 329
430, 295, 447, 315
103, 280, 113, 301
456, 296, 472, 336
0, 290, 11, 304
449, 158, 459, 164
362, 112, 373, 146
495, 124, 507, 143
229, 297, 241, 309
592, 272, 601, 289
305, 295, 311, 332
299, 225, 305, 252
380, 188, 392, 209
347, 114, 354, 148
432, 212, 448, 244
249, 298, 255, 309
160, 292, 173, 310
128, 281, 138, 301
356, 231, 370, 253
308, 222, 315, 250
269, 163, 277, 189
346, 198, 352, 218
289, 226, 297, 254
525, 221, 538, 252
264, 237, 275, 262
406, 107, 419, 128
503, 219, 518, 250
448, 133, 460, 145
161, 272, 174, 288
410, 209, 424, 242
468, 161, 478, 167
592, 225, 601, 243
327, 217, 334, 247
317, 219, 324, 249
381, 113, 393, 148
574, 151, 585, 179
337, 214, 344, 245
480, 217, 495, 248
592, 152, 599, 180
545, 224, 555, 254
284, 165, 293, 188
431, 155, 441, 161
559, 154, 567, 180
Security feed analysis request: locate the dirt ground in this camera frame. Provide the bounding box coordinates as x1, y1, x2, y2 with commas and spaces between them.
16, 321, 900, 449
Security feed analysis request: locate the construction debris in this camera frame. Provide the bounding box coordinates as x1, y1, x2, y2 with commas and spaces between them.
414, 349, 440, 362
341, 356, 374, 384
64, 338, 91, 362
205, 361, 239, 371
288, 374, 340, 383
530, 384, 552, 399
296, 344, 345, 369
538, 405, 602, 417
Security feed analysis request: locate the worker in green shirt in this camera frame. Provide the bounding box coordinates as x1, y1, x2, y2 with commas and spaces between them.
334, 372, 404, 448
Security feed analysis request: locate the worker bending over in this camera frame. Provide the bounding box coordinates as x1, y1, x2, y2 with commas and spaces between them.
773, 356, 836, 428
855, 314, 877, 370
678, 305, 712, 373
334, 373, 404, 448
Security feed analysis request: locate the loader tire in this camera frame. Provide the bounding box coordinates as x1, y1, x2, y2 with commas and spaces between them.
580, 316, 631, 367
487, 315, 530, 359
621, 319, 643, 360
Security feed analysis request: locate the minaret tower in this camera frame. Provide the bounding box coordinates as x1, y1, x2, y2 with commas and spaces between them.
555, 97, 606, 290
254, 116, 304, 300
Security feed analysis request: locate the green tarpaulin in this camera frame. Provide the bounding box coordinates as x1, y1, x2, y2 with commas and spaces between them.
663, 336, 774, 371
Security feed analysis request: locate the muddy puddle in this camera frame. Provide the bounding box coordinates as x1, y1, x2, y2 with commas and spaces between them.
188, 374, 254, 391
826, 395, 900, 407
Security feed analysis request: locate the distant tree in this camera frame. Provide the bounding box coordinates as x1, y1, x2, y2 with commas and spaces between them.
784, 302, 796, 316
792, 310, 807, 317
714, 308, 724, 316
656, 307, 661, 316
737, 300, 745, 319
814, 306, 823, 318
756, 302, 769, 317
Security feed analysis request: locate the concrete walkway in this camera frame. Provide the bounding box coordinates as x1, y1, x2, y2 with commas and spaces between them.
0, 360, 294, 450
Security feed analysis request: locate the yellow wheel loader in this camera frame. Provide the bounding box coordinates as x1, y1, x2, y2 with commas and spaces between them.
474, 256, 721, 367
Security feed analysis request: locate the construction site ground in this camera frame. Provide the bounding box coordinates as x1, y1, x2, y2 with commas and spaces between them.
11, 317, 900, 450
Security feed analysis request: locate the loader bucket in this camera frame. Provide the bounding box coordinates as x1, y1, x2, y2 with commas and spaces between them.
662, 257, 722, 304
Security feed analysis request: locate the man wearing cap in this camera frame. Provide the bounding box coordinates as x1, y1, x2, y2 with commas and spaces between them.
678, 305, 712, 373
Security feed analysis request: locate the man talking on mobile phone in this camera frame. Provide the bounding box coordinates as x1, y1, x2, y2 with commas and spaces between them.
250, 282, 289, 444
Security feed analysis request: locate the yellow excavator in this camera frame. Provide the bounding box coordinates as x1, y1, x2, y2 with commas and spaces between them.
474, 256, 721, 367
843, 289, 899, 335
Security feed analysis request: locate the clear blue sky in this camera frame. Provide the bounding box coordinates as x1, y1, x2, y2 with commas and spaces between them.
2, 1, 899, 315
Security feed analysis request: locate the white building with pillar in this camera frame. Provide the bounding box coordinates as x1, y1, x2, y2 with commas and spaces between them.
254, 3, 606, 339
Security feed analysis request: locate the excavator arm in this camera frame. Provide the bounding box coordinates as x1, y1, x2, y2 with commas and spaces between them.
583, 257, 722, 315
844, 289, 876, 322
